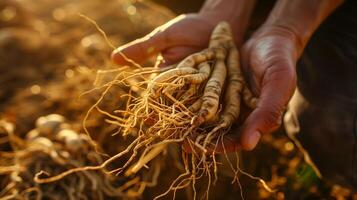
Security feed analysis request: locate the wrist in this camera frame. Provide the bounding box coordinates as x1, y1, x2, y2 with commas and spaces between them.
263, 0, 344, 56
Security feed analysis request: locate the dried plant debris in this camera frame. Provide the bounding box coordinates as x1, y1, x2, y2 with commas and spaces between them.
0, 114, 147, 200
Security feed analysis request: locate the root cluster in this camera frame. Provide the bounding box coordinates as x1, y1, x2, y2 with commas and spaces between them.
33, 22, 271, 199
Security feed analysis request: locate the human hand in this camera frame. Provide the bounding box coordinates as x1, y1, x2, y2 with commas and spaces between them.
111, 13, 236, 67
216, 0, 343, 152
112, 13, 298, 153
111, 10, 251, 67
219, 25, 299, 152
111, 0, 258, 66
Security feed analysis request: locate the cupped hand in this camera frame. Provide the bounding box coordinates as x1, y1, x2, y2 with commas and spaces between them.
111, 13, 241, 67
221, 25, 299, 151
113, 14, 298, 152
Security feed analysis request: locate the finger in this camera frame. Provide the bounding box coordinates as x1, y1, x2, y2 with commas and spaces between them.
111, 30, 169, 65
158, 46, 202, 68
240, 61, 296, 150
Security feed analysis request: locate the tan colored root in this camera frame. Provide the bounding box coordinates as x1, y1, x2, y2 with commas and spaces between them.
209, 21, 234, 49
183, 62, 211, 84
190, 22, 238, 127
216, 45, 244, 128
179, 85, 199, 103
125, 143, 167, 176
195, 55, 227, 126
39, 20, 270, 200
243, 86, 258, 109
149, 67, 198, 93
176, 49, 216, 69
238, 167, 275, 193
78, 13, 142, 69
150, 67, 198, 84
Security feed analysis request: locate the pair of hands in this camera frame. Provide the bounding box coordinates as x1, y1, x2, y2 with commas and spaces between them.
111, 13, 297, 151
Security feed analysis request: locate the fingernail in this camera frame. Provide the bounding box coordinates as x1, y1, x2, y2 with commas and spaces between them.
246, 131, 261, 150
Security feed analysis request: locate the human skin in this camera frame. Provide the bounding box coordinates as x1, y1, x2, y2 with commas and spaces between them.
111, 0, 256, 67
111, 0, 344, 151
224, 0, 344, 151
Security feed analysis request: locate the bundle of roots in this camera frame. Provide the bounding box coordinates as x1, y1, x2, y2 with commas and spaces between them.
34, 22, 271, 199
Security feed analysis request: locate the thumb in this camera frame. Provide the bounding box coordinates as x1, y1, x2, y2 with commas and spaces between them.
240, 61, 296, 150
111, 29, 170, 65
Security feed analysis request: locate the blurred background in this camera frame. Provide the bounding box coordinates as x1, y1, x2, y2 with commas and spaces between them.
0, 0, 355, 199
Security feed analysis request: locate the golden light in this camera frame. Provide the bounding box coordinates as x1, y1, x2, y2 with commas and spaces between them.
30, 85, 41, 94
65, 69, 75, 78
284, 141, 294, 151
1, 6, 17, 21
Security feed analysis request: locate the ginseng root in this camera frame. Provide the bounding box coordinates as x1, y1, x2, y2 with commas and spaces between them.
30, 21, 270, 200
